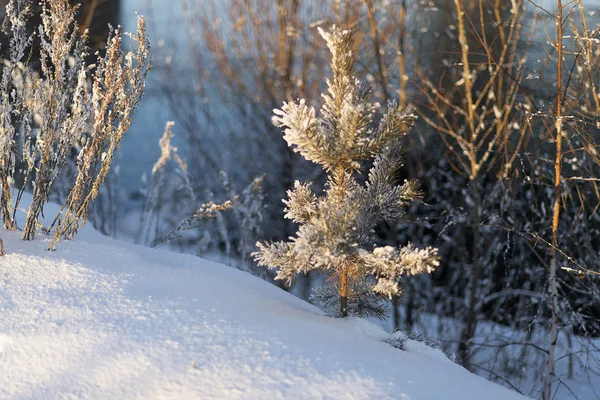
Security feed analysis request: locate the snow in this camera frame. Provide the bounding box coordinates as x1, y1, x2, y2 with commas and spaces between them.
0, 199, 527, 399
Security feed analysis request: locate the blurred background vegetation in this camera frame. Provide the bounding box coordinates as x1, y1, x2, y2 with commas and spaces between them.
2, 0, 599, 397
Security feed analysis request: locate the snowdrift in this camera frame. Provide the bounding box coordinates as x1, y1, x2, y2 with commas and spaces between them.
0, 221, 527, 399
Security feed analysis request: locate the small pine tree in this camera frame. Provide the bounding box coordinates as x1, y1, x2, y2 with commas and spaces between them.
253, 26, 439, 318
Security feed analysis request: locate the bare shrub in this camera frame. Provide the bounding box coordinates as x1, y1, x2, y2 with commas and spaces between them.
0, 0, 150, 246
51, 15, 150, 247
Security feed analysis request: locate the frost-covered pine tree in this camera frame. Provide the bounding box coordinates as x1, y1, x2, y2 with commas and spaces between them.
254, 26, 439, 318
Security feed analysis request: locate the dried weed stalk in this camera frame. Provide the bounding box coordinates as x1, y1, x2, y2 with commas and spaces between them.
50, 15, 150, 248
0, 0, 150, 246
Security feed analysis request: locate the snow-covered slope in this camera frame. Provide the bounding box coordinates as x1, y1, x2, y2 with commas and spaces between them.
0, 223, 527, 399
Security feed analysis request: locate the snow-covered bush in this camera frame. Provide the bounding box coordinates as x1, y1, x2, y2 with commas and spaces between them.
0, 0, 149, 245
254, 27, 439, 318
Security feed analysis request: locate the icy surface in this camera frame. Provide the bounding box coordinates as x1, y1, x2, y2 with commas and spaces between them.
0, 206, 527, 399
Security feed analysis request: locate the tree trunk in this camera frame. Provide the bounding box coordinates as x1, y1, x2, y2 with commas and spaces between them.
340, 264, 348, 317
459, 179, 481, 369
544, 1, 563, 397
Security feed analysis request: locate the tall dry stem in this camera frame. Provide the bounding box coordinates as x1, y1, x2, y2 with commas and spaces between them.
50, 15, 150, 248
544, 1, 563, 397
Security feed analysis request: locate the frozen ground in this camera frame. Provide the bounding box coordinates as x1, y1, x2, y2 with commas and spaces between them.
0, 199, 527, 399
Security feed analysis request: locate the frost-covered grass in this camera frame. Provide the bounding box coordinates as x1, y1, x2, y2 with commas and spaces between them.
0, 196, 527, 399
